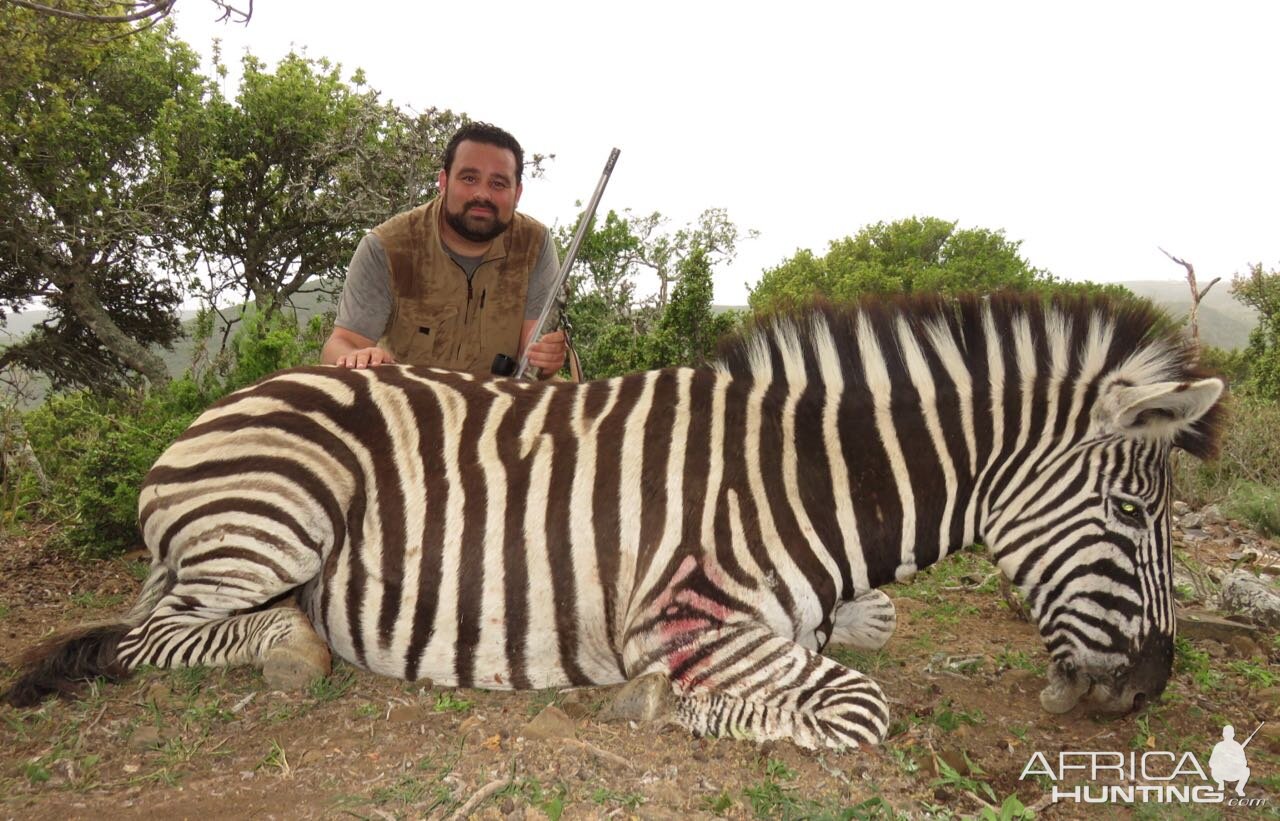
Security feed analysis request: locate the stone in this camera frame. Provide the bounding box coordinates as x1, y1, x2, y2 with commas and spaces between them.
1172, 501, 1191, 516
128, 725, 164, 751
1176, 609, 1260, 642
1201, 504, 1224, 524
1219, 571, 1280, 629
1227, 635, 1263, 659
1180, 513, 1204, 529
523, 705, 576, 740
144, 682, 172, 710
1258, 724, 1280, 755
388, 704, 425, 723
599, 673, 676, 724
560, 701, 590, 720
1256, 687, 1280, 711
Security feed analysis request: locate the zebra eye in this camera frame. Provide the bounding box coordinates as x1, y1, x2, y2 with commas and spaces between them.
1113, 499, 1145, 524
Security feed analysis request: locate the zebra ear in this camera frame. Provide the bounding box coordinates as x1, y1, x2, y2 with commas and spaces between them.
1106, 378, 1224, 440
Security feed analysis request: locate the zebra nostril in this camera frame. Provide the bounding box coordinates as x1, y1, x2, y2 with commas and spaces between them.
1131, 691, 1148, 712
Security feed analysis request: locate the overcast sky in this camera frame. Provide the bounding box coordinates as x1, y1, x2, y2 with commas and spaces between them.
172, 1, 1280, 306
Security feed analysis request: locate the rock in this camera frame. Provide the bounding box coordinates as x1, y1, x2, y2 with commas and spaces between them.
1176, 609, 1260, 642
1219, 571, 1280, 629
1258, 724, 1280, 755
1201, 504, 1224, 524
1227, 635, 1263, 659
299, 749, 326, 767
388, 704, 425, 723
128, 725, 164, 751
599, 673, 676, 724
523, 705, 576, 740
1257, 688, 1280, 711
561, 701, 590, 720
1180, 513, 1204, 529
144, 682, 172, 710
1204, 642, 1227, 659
1173, 501, 1190, 516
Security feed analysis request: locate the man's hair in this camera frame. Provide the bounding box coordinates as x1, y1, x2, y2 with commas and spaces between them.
442, 122, 524, 184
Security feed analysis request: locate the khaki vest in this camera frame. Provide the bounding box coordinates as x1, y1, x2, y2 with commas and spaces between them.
373, 198, 546, 374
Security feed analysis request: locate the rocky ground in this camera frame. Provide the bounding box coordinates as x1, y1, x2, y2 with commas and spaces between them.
0, 508, 1277, 820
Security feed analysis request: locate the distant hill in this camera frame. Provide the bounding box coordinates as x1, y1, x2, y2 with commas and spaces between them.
1118, 280, 1258, 351
0, 288, 338, 407
0, 278, 1258, 404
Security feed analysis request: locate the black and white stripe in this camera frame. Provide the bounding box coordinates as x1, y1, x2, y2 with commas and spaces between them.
8, 292, 1224, 747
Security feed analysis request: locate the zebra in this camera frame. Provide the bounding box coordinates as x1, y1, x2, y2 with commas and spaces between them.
5, 292, 1225, 751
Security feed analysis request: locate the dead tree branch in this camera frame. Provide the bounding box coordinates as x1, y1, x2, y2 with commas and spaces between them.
1160, 247, 1220, 351
0, 0, 252, 25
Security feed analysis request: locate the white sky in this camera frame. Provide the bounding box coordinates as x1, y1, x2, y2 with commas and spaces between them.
172, 1, 1280, 306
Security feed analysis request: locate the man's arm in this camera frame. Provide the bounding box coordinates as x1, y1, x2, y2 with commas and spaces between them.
324, 234, 397, 368
322, 326, 396, 368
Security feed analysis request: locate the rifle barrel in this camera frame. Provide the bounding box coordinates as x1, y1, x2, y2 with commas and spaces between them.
515, 148, 621, 380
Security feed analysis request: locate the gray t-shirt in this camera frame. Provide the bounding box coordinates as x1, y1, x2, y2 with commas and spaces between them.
334, 227, 562, 342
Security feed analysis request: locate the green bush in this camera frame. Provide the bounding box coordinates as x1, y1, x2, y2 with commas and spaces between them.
16, 313, 329, 558
1222, 483, 1280, 537
1172, 393, 1280, 535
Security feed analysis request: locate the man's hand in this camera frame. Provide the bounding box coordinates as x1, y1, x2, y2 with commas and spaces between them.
334, 346, 397, 369
524, 329, 567, 376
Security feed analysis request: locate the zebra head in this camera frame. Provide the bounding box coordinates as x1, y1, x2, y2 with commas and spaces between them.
986, 356, 1224, 716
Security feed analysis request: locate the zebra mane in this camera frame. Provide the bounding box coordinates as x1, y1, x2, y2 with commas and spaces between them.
712, 291, 1226, 458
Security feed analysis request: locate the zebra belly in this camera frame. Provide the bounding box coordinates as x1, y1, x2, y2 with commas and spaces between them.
302, 572, 627, 690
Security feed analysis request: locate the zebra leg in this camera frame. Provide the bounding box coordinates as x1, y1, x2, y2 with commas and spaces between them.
828, 590, 897, 650
115, 541, 330, 690
627, 621, 890, 750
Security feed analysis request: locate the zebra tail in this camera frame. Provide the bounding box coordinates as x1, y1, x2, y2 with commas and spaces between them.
3, 563, 174, 708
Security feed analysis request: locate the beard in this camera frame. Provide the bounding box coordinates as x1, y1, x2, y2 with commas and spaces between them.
443, 197, 511, 243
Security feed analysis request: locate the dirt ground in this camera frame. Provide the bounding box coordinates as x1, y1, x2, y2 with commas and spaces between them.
1, 519, 1277, 820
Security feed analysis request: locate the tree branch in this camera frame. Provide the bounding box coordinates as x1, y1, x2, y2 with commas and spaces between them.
0, 0, 252, 25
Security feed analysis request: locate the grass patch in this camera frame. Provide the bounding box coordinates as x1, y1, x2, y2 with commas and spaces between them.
933, 700, 984, 732
1221, 482, 1280, 536
1174, 637, 1223, 692
994, 649, 1043, 674
825, 646, 896, 674
68, 590, 126, 610
433, 691, 473, 714
307, 665, 356, 702
591, 786, 645, 810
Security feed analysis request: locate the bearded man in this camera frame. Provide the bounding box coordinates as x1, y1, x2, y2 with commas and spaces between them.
323, 122, 567, 377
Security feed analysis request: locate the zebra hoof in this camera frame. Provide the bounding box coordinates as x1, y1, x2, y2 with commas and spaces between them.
829, 590, 898, 650
601, 672, 676, 723
263, 642, 332, 691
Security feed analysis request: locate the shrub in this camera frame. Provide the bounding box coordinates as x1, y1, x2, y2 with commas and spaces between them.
16, 313, 329, 558
1222, 483, 1280, 537
1172, 393, 1280, 535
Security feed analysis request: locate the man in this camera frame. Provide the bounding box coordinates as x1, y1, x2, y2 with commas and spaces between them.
322, 122, 567, 377
1208, 724, 1252, 796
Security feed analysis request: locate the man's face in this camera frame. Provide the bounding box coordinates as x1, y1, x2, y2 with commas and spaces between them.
439, 140, 522, 244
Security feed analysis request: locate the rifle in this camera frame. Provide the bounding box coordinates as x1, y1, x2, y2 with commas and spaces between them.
491, 147, 621, 380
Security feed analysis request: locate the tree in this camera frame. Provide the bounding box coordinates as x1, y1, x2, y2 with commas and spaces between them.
562, 208, 751, 378
0, 9, 204, 388
1232, 263, 1280, 400
158, 49, 465, 337
748, 216, 1129, 315
0, 0, 250, 29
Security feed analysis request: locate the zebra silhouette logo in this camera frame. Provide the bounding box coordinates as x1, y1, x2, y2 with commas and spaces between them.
1209, 723, 1263, 797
